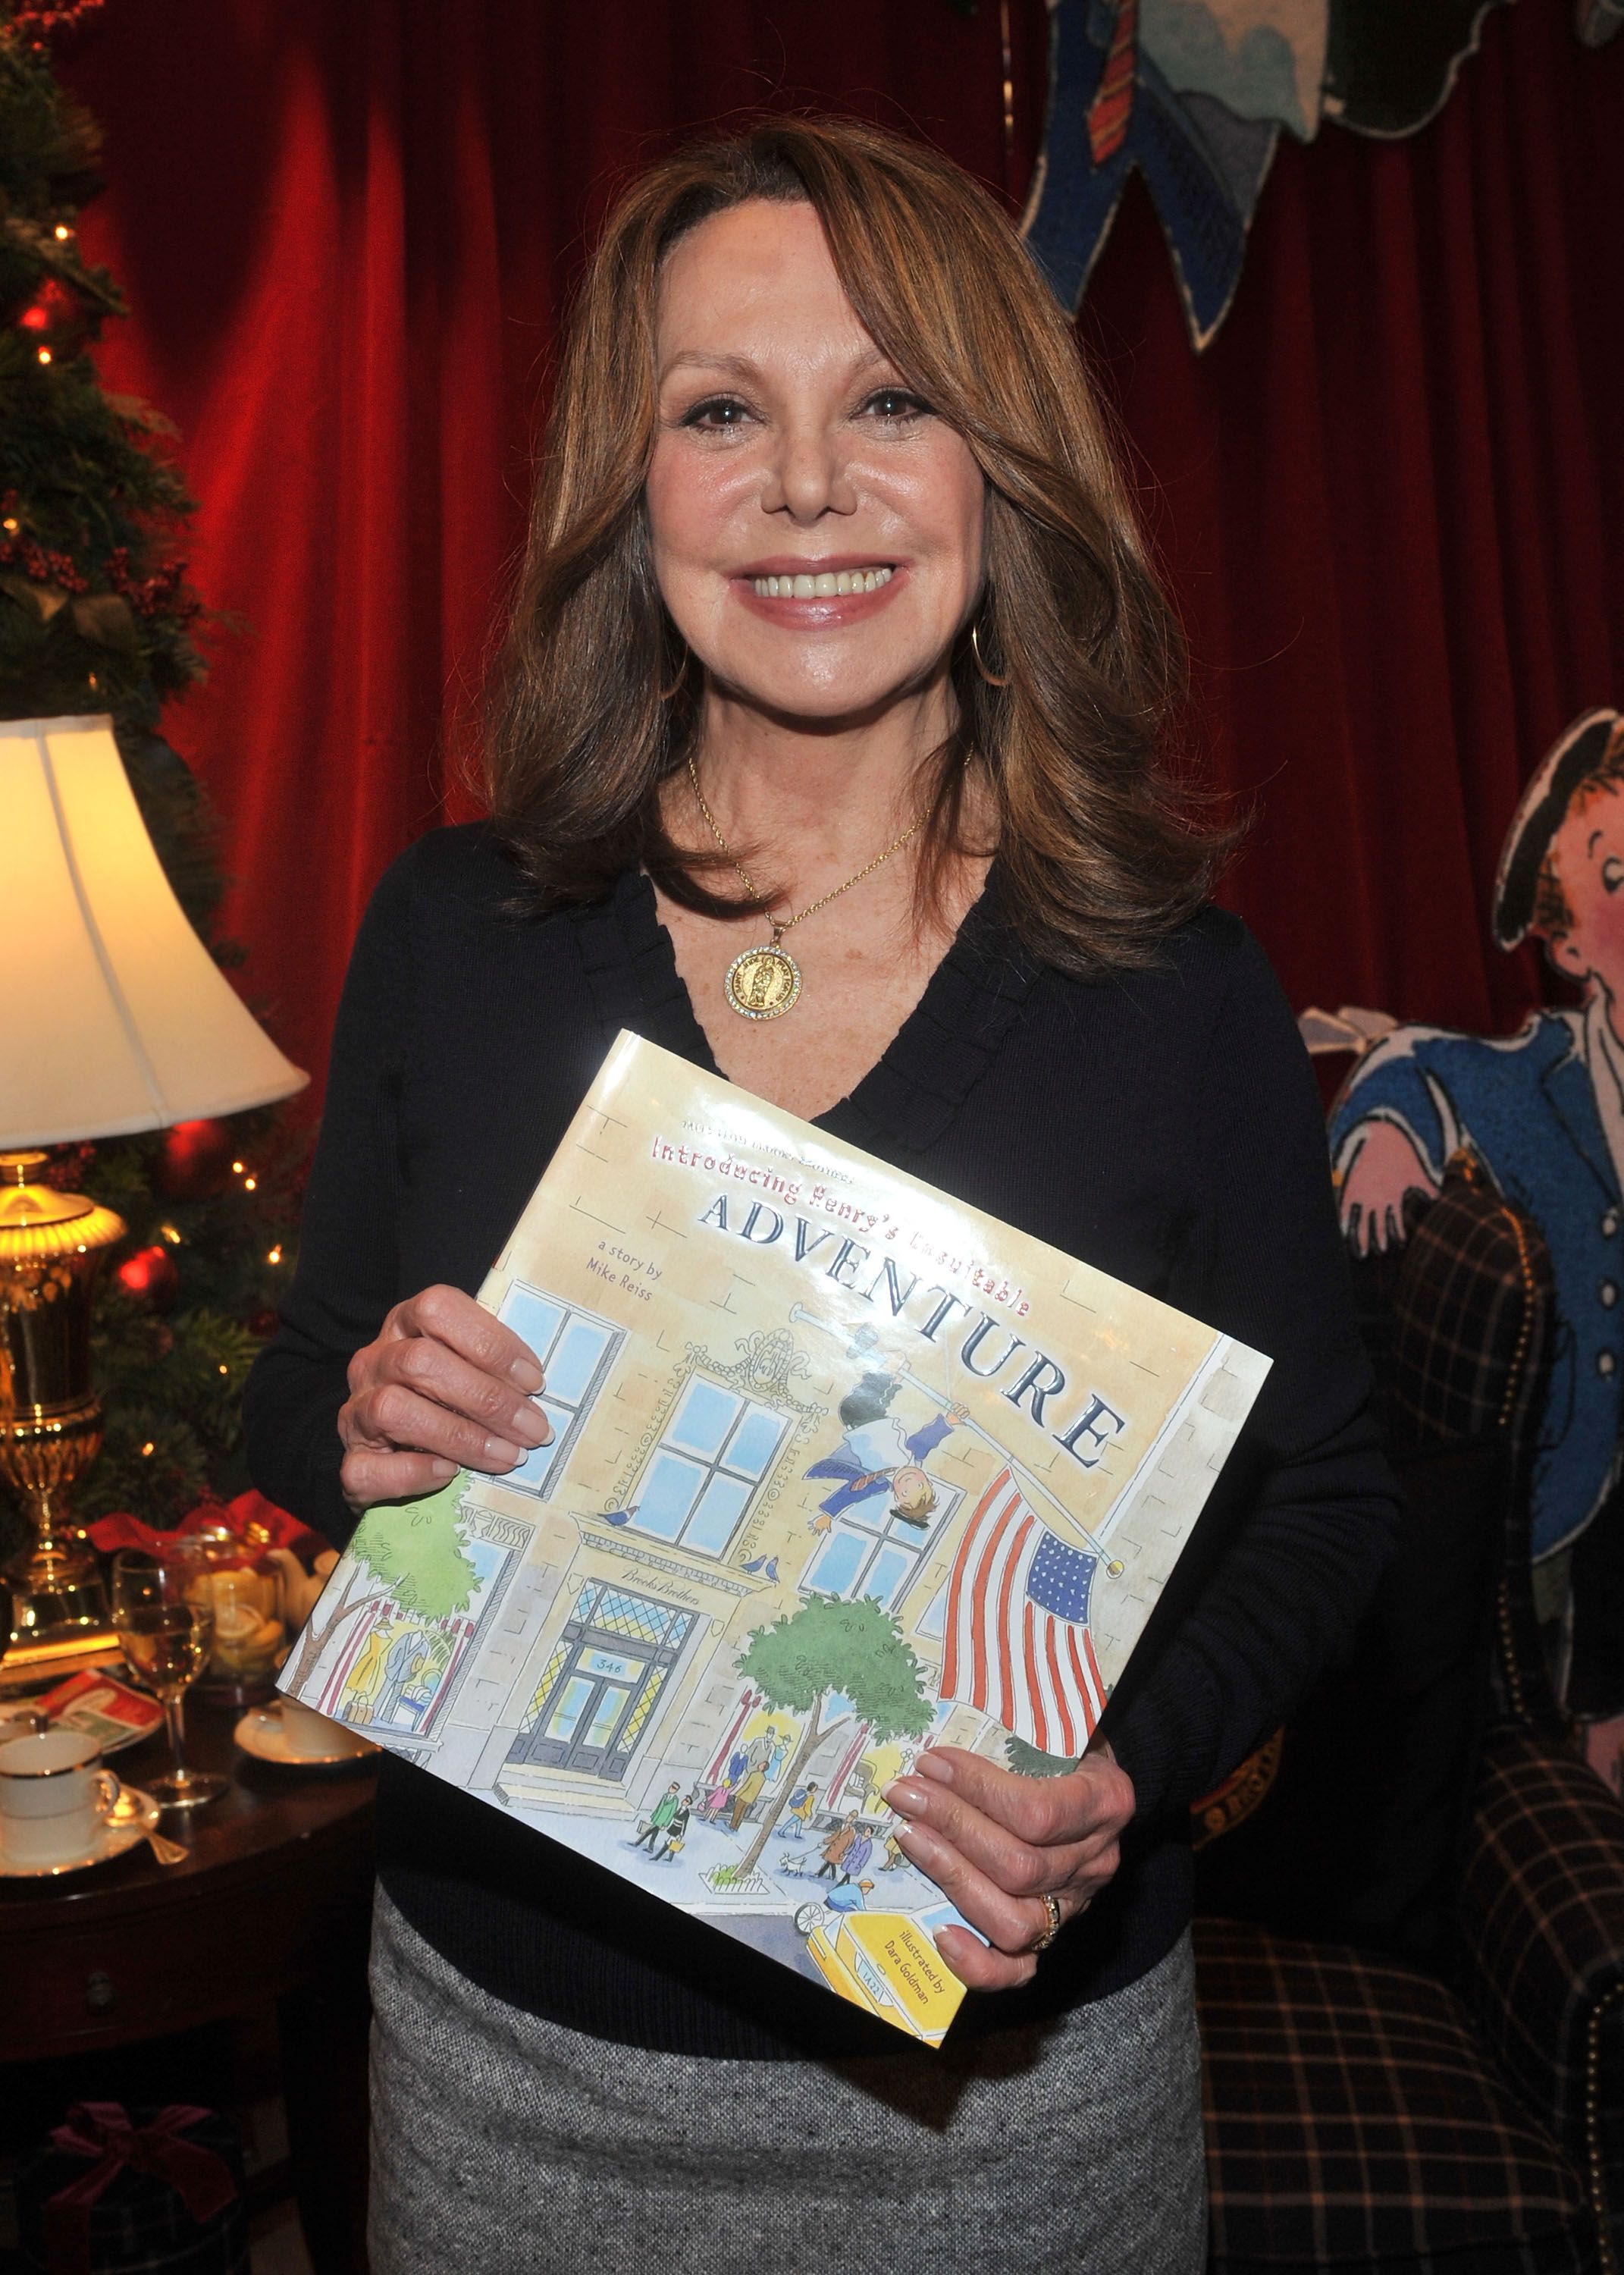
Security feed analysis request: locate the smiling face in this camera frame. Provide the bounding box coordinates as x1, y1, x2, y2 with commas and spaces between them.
645, 199, 986, 724
1545, 782, 1624, 1008
889, 1464, 937, 1521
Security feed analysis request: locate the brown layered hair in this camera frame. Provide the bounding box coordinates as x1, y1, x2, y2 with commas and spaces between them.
486, 115, 1226, 974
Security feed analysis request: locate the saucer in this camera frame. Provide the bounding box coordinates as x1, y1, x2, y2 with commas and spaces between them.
0, 1784, 159, 1878
234, 1707, 378, 1768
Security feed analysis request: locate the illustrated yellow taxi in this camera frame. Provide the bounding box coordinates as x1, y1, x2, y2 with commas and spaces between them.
794, 1896, 967, 2047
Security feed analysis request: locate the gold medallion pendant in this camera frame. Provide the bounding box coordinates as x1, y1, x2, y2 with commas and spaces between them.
724, 938, 802, 1021
687, 752, 927, 1025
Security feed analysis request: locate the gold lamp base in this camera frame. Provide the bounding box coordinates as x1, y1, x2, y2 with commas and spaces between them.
0, 1151, 126, 1646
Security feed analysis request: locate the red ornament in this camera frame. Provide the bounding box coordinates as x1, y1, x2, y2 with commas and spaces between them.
116, 1244, 179, 1312
154, 1118, 234, 1202
15, 276, 89, 359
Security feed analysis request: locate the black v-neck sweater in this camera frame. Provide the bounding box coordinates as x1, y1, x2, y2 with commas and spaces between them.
244, 823, 1399, 2060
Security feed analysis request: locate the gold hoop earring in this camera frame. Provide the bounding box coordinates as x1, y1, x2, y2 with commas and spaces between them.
659, 649, 690, 703
970, 620, 1011, 689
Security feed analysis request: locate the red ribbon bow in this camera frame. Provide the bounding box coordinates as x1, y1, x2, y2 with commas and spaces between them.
87, 1486, 326, 1561
43, 2103, 237, 2275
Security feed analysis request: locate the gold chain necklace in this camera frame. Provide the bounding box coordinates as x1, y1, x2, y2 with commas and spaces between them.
687, 754, 926, 1021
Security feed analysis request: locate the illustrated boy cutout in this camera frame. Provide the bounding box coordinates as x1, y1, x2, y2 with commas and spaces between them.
1331, 708, 1624, 1779
804, 1365, 966, 1532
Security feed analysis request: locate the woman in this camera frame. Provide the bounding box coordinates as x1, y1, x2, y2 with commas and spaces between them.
246, 118, 1397, 2273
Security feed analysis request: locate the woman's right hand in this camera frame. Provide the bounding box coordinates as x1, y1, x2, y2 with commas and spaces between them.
338, 1284, 552, 1512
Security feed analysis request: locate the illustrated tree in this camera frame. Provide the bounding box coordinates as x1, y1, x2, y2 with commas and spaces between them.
0, 0, 305, 1549
723, 1592, 936, 1887
284, 1473, 481, 1691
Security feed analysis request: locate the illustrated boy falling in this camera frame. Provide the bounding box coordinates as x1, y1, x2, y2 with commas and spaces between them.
1331, 708, 1624, 1778
804, 1365, 967, 1533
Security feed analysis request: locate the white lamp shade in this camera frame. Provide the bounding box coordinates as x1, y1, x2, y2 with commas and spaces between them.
1, 715, 309, 1145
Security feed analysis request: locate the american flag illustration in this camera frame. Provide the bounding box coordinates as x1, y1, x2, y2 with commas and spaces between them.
939, 1468, 1108, 1755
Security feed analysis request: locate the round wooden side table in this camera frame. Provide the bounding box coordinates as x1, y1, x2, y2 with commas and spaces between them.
0, 1697, 375, 2273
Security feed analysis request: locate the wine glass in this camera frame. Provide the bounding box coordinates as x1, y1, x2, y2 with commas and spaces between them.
111, 1545, 228, 1810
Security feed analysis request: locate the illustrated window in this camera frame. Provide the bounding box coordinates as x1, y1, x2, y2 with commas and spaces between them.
316, 1514, 533, 1740
626, 1373, 792, 1558
801, 1482, 964, 1613
494, 1283, 623, 1500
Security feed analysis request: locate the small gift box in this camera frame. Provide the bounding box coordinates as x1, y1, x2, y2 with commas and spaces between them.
17, 2103, 247, 2275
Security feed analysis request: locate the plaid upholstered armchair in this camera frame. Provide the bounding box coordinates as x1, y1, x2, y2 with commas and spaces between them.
1194, 1153, 1624, 2273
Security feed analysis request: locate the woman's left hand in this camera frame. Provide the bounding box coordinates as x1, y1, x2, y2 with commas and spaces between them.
881, 1740, 1134, 1991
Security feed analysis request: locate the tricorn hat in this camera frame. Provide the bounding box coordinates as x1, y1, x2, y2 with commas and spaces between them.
1493, 708, 1624, 949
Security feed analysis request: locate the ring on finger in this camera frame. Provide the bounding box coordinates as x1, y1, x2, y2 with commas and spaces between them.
1032, 1891, 1063, 1953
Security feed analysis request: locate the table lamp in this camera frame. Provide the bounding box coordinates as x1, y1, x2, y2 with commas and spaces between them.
1, 716, 308, 1645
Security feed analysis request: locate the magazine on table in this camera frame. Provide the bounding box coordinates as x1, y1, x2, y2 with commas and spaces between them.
281, 1031, 1268, 2045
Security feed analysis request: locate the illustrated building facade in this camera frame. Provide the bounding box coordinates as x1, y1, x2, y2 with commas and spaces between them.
299, 1281, 997, 1821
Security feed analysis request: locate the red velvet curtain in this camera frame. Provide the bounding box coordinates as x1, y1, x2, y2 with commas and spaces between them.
58, 0, 1624, 1105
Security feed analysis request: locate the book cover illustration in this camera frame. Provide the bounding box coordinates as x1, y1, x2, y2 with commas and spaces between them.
281, 1032, 1268, 2044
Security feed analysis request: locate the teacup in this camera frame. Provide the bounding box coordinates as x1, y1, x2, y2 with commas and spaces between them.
274, 1699, 340, 1759
0, 1728, 122, 1867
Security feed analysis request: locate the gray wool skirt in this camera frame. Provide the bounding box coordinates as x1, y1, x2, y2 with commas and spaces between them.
368, 1887, 1208, 2275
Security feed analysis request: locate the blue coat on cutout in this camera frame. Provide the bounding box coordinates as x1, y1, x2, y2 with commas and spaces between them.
1329, 1011, 1624, 1558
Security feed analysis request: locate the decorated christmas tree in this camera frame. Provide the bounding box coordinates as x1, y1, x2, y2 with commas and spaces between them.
0, 0, 303, 1550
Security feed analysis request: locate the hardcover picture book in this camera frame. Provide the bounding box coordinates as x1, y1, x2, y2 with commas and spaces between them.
281, 1032, 1268, 2044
